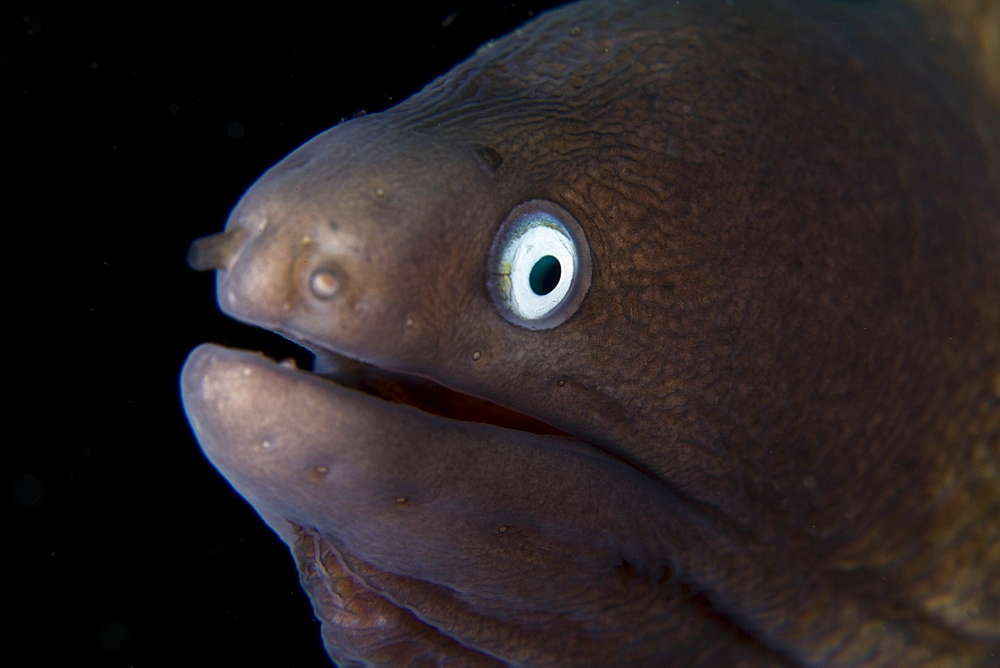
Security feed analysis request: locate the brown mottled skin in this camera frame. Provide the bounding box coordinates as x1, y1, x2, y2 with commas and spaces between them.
181, 0, 1000, 664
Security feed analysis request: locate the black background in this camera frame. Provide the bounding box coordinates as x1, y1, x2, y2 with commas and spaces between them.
7, 3, 567, 664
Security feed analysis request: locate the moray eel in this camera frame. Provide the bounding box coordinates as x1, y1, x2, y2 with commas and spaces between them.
181, 0, 1000, 663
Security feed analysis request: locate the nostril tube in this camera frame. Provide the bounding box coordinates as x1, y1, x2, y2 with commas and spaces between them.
310, 265, 343, 300
187, 228, 247, 271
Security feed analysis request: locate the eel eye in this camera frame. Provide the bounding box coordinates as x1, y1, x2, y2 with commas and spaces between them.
488, 200, 592, 330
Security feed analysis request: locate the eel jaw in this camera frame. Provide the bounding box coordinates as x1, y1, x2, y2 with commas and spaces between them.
179, 342, 641, 574
179, 343, 773, 664
302, 344, 571, 437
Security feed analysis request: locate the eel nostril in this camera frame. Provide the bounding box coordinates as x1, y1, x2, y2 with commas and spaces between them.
187, 228, 247, 271
310, 265, 343, 301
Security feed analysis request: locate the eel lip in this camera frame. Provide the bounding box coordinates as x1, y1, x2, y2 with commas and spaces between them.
179, 342, 636, 547
180, 342, 607, 525
181, 342, 575, 474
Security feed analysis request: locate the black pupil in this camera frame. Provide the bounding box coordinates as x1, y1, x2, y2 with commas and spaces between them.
529, 255, 562, 295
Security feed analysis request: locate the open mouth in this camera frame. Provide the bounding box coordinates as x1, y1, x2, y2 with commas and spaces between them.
302, 345, 571, 437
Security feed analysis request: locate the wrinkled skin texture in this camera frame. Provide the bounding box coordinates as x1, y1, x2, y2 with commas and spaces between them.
181, 0, 1000, 664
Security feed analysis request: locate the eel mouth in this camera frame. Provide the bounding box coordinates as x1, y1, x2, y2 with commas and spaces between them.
280, 336, 572, 438
188, 227, 572, 440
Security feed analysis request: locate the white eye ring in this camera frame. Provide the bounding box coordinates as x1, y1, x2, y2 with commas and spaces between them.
488, 200, 592, 329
